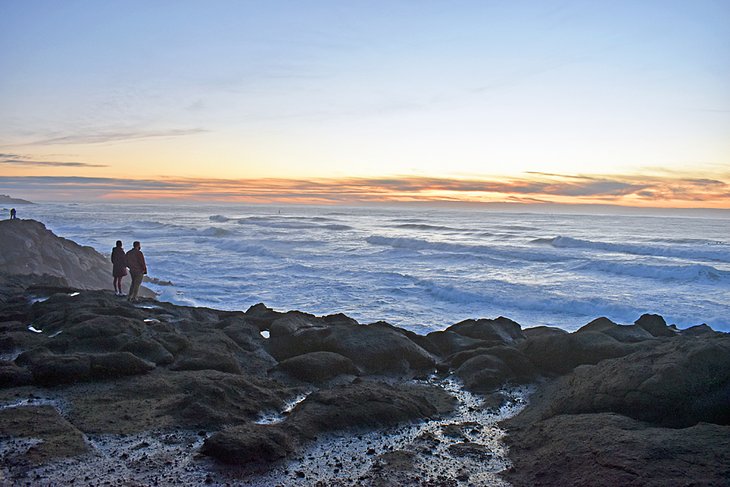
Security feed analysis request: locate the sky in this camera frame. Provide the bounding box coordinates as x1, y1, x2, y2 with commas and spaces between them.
0, 0, 729, 207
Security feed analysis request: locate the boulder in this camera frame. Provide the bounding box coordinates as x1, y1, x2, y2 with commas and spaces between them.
0, 405, 89, 467
503, 412, 730, 487
577, 317, 654, 343
269, 313, 435, 375
244, 303, 285, 330
681, 324, 717, 336
0, 360, 33, 387
519, 331, 635, 375
170, 349, 242, 374
288, 380, 455, 438
164, 371, 291, 429
454, 354, 512, 392
201, 423, 293, 465
21, 351, 92, 385
89, 352, 155, 379
17, 350, 154, 385
120, 338, 174, 365
522, 326, 568, 339
634, 313, 675, 337
273, 351, 359, 383
449, 345, 536, 379
443, 317, 525, 345
426, 330, 490, 356
543, 336, 730, 427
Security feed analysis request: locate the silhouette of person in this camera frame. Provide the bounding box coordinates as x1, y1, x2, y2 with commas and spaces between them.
10, 208, 16, 219
125, 241, 147, 302
111, 240, 127, 296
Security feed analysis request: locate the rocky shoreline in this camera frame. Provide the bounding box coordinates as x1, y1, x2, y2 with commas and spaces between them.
1, 219, 728, 485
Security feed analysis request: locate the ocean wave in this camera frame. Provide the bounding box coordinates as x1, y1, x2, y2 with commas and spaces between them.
573, 260, 730, 283
365, 235, 571, 263
533, 236, 730, 262
214, 239, 280, 258
408, 276, 638, 321
198, 226, 231, 237
393, 223, 465, 232
234, 217, 352, 231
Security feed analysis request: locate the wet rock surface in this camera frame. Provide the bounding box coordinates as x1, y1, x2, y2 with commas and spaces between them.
1, 273, 526, 485
502, 316, 730, 486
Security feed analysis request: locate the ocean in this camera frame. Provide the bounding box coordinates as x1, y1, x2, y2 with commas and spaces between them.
14, 202, 730, 333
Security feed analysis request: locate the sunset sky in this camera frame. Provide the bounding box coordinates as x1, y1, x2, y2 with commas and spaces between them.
1, 1, 728, 207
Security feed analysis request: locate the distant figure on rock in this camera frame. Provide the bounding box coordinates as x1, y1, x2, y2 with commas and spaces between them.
111, 240, 127, 296
10, 208, 16, 219
125, 241, 147, 302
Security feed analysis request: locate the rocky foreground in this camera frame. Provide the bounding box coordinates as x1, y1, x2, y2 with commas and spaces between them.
0, 220, 728, 485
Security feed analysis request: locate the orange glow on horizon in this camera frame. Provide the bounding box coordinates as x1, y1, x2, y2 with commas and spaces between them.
69, 172, 730, 210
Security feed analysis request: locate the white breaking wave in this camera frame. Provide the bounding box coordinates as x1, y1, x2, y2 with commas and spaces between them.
366, 235, 573, 263
534, 236, 730, 262
572, 260, 730, 283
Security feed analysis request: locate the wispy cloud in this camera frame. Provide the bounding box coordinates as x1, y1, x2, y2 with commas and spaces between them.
0, 173, 728, 208
21, 128, 207, 146
0, 153, 107, 168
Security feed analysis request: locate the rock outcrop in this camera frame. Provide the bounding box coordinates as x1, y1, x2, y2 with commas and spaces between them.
501, 316, 730, 486
0, 219, 153, 295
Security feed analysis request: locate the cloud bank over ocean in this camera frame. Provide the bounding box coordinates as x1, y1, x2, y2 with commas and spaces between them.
1, 171, 728, 209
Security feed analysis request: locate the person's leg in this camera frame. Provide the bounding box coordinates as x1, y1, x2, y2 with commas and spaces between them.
132, 273, 143, 300
128, 273, 141, 301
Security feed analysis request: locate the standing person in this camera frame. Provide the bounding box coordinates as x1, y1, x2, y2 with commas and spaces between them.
9, 208, 16, 219
111, 240, 127, 296
125, 241, 147, 302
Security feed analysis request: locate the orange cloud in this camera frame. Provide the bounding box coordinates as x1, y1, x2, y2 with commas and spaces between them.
1, 172, 729, 209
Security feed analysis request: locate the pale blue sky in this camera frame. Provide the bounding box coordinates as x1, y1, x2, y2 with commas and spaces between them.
0, 0, 728, 205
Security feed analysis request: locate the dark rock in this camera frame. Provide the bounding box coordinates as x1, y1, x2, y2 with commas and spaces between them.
164, 371, 290, 428
201, 423, 293, 464
455, 354, 512, 392
22, 351, 92, 385
503, 413, 730, 487
221, 320, 263, 352
443, 317, 525, 345
120, 338, 174, 365
273, 351, 359, 383
539, 336, 730, 427
577, 317, 654, 343
448, 442, 493, 460
519, 331, 635, 375
681, 324, 717, 337
426, 330, 490, 356
89, 352, 155, 379
244, 303, 285, 330
0, 360, 33, 387
170, 350, 242, 374
0, 405, 88, 466
18, 350, 153, 385
269, 313, 435, 375
634, 314, 675, 337
288, 380, 455, 438
522, 326, 568, 338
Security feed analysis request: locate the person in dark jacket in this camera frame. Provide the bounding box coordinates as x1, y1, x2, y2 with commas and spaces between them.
10, 208, 16, 219
125, 241, 147, 302
111, 240, 127, 296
